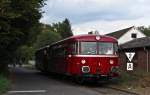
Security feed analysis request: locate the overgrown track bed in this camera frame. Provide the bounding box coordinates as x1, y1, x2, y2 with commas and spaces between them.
40, 72, 139, 95
82, 84, 139, 95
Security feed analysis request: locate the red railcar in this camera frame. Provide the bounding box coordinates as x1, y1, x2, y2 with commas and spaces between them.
35, 34, 119, 81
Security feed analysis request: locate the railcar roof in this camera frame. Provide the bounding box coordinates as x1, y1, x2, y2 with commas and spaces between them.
37, 34, 117, 51
50, 34, 117, 45
69, 34, 117, 42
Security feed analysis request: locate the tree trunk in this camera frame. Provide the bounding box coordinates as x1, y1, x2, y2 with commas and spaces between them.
0, 63, 8, 76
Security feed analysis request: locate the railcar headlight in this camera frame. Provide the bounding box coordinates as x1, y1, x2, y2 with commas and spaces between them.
81, 59, 86, 64
96, 35, 100, 40
110, 59, 114, 64
82, 66, 90, 73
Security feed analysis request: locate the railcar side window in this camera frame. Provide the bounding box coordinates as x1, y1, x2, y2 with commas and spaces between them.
68, 43, 77, 55
80, 42, 97, 55
99, 42, 113, 55
114, 43, 118, 55
55, 47, 66, 57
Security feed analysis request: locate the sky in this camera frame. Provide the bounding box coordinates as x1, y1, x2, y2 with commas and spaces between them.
40, 0, 150, 35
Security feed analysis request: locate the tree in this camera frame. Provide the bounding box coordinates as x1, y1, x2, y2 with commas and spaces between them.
34, 24, 62, 49
15, 46, 35, 65
60, 18, 73, 38
51, 18, 73, 39
0, 0, 46, 74
34, 18, 73, 49
138, 26, 150, 36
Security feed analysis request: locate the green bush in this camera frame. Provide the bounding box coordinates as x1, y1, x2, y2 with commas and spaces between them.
113, 70, 137, 87
117, 70, 150, 88
0, 76, 10, 94
119, 71, 135, 82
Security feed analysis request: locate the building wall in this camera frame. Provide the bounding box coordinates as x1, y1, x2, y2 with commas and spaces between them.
135, 49, 147, 72
118, 27, 146, 45
148, 50, 150, 72
119, 48, 150, 72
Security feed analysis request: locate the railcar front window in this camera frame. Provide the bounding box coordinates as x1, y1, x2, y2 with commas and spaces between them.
81, 42, 97, 55
99, 43, 113, 55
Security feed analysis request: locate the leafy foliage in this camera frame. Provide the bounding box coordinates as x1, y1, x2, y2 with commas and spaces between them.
0, 0, 46, 72
138, 26, 150, 36
51, 18, 73, 39
59, 18, 73, 39
15, 18, 73, 65
34, 19, 73, 49
0, 75, 10, 94
15, 46, 35, 64
34, 29, 62, 49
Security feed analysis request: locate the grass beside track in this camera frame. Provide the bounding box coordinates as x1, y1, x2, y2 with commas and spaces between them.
0, 75, 10, 94
114, 70, 150, 89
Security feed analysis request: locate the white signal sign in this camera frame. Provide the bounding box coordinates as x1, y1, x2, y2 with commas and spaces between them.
127, 63, 133, 70
125, 52, 135, 62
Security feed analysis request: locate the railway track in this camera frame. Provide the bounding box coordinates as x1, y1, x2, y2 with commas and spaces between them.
81, 85, 140, 95
93, 87, 138, 95
47, 74, 140, 95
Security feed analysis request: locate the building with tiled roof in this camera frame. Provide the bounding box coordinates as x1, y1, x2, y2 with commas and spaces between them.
107, 26, 146, 44
120, 37, 150, 49
119, 37, 150, 72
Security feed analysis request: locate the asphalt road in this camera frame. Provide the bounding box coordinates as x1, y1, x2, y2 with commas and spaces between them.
5, 67, 136, 95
